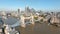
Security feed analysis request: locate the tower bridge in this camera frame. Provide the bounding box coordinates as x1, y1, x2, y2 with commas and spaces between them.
1, 11, 35, 28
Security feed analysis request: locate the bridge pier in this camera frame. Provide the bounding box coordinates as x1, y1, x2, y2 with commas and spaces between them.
31, 16, 35, 25
20, 16, 26, 28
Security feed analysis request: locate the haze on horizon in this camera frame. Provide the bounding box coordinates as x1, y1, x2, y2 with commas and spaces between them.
0, 0, 60, 11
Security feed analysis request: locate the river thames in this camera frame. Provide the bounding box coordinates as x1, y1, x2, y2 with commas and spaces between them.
1, 16, 60, 34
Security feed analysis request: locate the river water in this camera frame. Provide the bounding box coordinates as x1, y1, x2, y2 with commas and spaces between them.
0, 16, 60, 34
16, 23, 60, 34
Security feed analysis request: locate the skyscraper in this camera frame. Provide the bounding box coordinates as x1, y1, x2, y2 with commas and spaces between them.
18, 9, 20, 13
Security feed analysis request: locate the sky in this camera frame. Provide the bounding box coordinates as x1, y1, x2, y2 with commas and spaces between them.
0, 0, 60, 11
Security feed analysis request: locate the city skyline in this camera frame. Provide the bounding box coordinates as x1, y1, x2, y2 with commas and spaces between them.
0, 0, 60, 11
